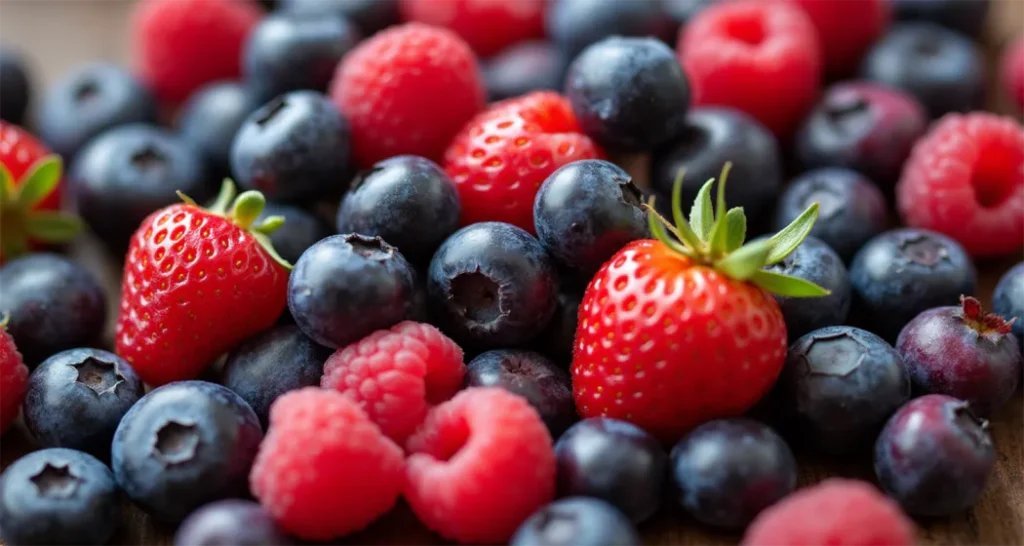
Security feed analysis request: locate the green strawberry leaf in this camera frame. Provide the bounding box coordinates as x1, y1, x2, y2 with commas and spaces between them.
253, 215, 286, 236
16, 156, 62, 210
766, 202, 819, 265
231, 190, 266, 230
689, 178, 715, 240
25, 211, 83, 242
251, 231, 292, 270
724, 207, 746, 252
647, 199, 696, 259
669, 176, 704, 251
715, 238, 773, 281
207, 178, 237, 215
706, 163, 732, 256
751, 269, 831, 297
0, 164, 13, 207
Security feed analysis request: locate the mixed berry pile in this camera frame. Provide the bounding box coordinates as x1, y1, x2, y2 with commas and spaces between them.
0, 0, 1022, 545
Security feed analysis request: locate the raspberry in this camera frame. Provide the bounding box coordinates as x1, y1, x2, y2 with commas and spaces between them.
678, 0, 822, 137
321, 321, 466, 444
330, 23, 486, 167
742, 479, 916, 546
1000, 37, 1024, 112
0, 325, 27, 435
132, 0, 262, 105
249, 388, 404, 540
400, 0, 545, 58
789, 0, 889, 78
896, 112, 1024, 257
404, 387, 556, 543
444, 91, 604, 233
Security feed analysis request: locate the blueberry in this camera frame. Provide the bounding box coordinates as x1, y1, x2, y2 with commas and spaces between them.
37, 62, 158, 161
850, 228, 977, 341
337, 155, 460, 265
231, 90, 351, 203
874, 394, 995, 516
773, 169, 888, 262
278, 0, 398, 36
794, 83, 928, 191
23, 348, 144, 458
547, 0, 674, 59
534, 289, 582, 366
288, 234, 416, 349
0, 47, 31, 125
0, 254, 107, 365
177, 82, 257, 177
71, 124, 213, 253
428, 222, 559, 349
652, 107, 782, 229
893, 0, 990, 37
860, 23, 985, 119
510, 497, 640, 546
763, 237, 851, 342
554, 417, 668, 523
243, 13, 360, 105
174, 499, 291, 546
111, 380, 263, 523
257, 202, 330, 266
778, 326, 911, 455
484, 41, 566, 101
222, 325, 330, 427
993, 263, 1024, 350
534, 160, 648, 275
662, 0, 717, 26
465, 349, 575, 437
670, 418, 797, 529
565, 37, 690, 151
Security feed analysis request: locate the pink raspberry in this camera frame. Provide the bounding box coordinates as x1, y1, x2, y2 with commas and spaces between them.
249, 388, 404, 541
789, 0, 889, 78
405, 387, 556, 543
1000, 37, 1024, 112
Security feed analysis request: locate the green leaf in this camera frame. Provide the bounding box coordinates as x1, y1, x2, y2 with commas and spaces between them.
750, 269, 831, 297
689, 178, 714, 240
16, 156, 62, 210
253, 215, 285, 235
206, 179, 237, 215
766, 202, 818, 265
646, 198, 696, 259
0, 164, 13, 207
706, 163, 733, 256
25, 211, 83, 242
251, 231, 293, 271
724, 207, 746, 252
230, 190, 266, 230
714, 238, 773, 281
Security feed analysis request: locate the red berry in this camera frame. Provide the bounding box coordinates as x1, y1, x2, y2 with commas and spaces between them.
896, 112, 1024, 258
405, 387, 555, 543
250, 388, 404, 540
0, 323, 28, 435
1000, 36, 1024, 112
321, 321, 466, 445
330, 23, 486, 167
444, 91, 604, 233
742, 479, 916, 546
678, 0, 822, 137
789, 0, 889, 78
400, 0, 545, 58
132, 0, 263, 105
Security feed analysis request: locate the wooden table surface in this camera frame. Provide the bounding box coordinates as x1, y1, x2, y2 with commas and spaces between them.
1, 1, 1023, 545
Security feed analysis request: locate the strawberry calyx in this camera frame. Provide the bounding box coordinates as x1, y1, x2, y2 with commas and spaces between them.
176, 179, 292, 270
0, 156, 82, 260
645, 162, 830, 298
959, 295, 1015, 336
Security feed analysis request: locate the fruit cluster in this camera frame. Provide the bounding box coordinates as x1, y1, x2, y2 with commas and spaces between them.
0, 0, 1021, 545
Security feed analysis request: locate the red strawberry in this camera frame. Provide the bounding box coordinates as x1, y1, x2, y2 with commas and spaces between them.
0, 122, 81, 262
0, 315, 28, 435
116, 181, 290, 386
444, 91, 604, 233
572, 165, 828, 442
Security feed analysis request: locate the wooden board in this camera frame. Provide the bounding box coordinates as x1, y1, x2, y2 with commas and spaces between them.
1, 1, 1023, 545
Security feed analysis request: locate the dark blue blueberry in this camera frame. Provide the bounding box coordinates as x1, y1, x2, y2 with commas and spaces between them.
174, 499, 291, 546
243, 13, 360, 105
24, 348, 144, 458
565, 37, 690, 151
465, 349, 575, 437
993, 262, 1024, 350
111, 380, 263, 523
38, 63, 158, 161
337, 155, 460, 265
651, 107, 782, 229
230, 90, 351, 203
893, 0, 990, 37
662, 0, 717, 26
534, 160, 648, 275
510, 497, 639, 546
484, 41, 566, 102
547, 0, 674, 59
177, 81, 257, 177
670, 418, 797, 529
71, 124, 213, 253
257, 202, 330, 266
0, 448, 118, 545
850, 228, 976, 342
554, 417, 668, 523
0, 254, 107, 365
279, 0, 398, 36
763, 237, 851, 342
773, 169, 887, 262
860, 23, 985, 119
0, 47, 31, 125
222, 325, 330, 427
874, 394, 995, 516
428, 222, 559, 349
778, 326, 910, 455
288, 234, 416, 348
534, 289, 582, 366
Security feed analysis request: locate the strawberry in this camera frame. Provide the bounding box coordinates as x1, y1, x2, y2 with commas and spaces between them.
116, 180, 291, 386
0, 315, 28, 435
572, 164, 828, 442
0, 122, 81, 262
443, 91, 604, 233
